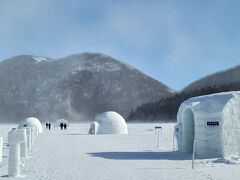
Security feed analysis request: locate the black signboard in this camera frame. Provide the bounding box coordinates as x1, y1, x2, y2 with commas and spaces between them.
207, 121, 219, 126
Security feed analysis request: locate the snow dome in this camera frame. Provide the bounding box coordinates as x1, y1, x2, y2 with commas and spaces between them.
175, 91, 240, 158
92, 111, 128, 134
18, 117, 43, 133
54, 119, 70, 127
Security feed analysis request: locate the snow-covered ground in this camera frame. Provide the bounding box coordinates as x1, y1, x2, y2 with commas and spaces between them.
0, 123, 240, 180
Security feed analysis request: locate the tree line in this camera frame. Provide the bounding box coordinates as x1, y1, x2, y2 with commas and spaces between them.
127, 82, 240, 122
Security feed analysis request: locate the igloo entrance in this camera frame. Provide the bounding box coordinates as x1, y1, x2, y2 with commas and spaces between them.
182, 109, 195, 153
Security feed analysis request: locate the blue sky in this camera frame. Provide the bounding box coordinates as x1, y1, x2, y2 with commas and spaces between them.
0, 0, 239, 90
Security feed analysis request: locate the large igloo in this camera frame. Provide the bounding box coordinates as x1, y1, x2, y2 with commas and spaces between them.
18, 117, 43, 133
54, 119, 69, 127
90, 111, 128, 134
175, 91, 240, 158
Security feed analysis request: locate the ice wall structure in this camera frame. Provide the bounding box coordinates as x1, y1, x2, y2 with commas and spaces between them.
89, 111, 128, 134
8, 128, 27, 177
175, 91, 240, 158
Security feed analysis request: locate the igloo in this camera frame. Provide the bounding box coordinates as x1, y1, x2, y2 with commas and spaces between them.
54, 119, 69, 127
89, 111, 128, 134
18, 117, 43, 134
175, 91, 240, 158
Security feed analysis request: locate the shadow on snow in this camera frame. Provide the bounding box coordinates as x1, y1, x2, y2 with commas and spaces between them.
87, 151, 193, 160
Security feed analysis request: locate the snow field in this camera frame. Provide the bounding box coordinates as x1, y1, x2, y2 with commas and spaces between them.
0, 123, 239, 180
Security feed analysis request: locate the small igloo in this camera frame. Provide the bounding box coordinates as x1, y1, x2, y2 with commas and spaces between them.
18, 117, 43, 133
54, 119, 69, 127
175, 91, 240, 158
89, 111, 128, 134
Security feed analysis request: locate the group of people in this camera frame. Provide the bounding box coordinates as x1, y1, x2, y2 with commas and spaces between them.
60, 123, 67, 130
45, 122, 68, 130
46, 123, 51, 130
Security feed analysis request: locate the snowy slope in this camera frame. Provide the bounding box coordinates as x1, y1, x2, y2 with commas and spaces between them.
0, 123, 240, 180
0, 53, 173, 123
184, 65, 240, 92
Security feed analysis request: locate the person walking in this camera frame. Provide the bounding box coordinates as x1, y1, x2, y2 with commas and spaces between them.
49, 123, 51, 130
46, 123, 49, 129
63, 123, 67, 130
60, 123, 63, 130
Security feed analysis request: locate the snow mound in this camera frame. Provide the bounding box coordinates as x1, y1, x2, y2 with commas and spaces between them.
93, 111, 128, 134
32, 56, 48, 63
18, 117, 43, 133
54, 119, 70, 127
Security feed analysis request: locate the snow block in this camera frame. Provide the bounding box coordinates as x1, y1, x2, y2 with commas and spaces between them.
18, 126, 32, 150
31, 126, 37, 143
8, 129, 26, 177
26, 127, 32, 149
176, 91, 240, 158
20, 129, 27, 158
91, 111, 128, 134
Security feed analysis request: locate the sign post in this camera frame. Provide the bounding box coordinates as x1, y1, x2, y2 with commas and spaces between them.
155, 126, 162, 149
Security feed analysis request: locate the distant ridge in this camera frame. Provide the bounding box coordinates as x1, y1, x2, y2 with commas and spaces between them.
128, 64, 240, 122
183, 65, 240, 92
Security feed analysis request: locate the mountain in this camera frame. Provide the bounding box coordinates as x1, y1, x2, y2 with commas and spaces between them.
128, 64, 240, 122
183, 65, 240, 92
0, 53, 173, 123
